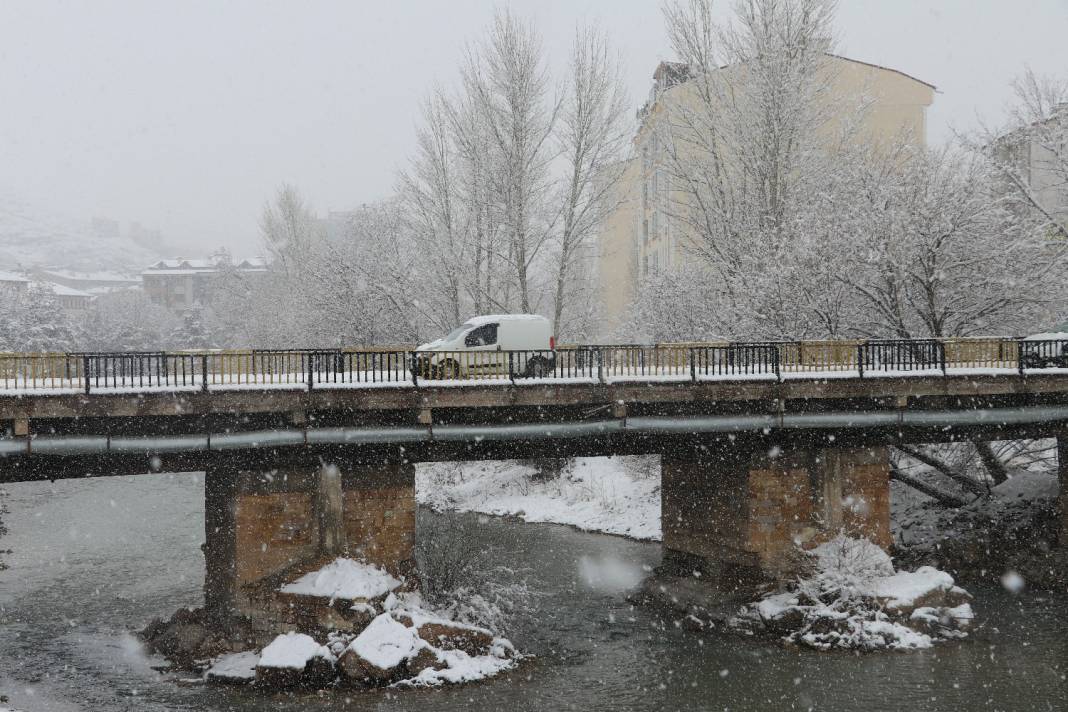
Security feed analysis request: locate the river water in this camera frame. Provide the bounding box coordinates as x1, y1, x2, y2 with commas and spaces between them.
1, 472, 1066, 711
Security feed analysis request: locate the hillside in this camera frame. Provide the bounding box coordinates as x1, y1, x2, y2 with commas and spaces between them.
0, 196, 167, 274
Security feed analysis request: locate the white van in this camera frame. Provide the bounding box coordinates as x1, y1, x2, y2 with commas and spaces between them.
414, 314, 556, 378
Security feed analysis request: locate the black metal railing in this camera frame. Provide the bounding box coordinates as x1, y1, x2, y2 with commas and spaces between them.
692, 344, 780, 379
4, 337, 1068, 394
859, 339, 945, 374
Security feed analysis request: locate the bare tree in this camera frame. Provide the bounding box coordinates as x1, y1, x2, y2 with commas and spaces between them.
656, 0, 844, 338
399, 95, 470, 331
549, 25, 630, 339
838, 145, 1064, 339
977, 68, 1068, 239
260, 183, 322, 271
460, 9, 560, 314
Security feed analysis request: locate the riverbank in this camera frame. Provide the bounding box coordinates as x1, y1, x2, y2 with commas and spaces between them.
418, 455, 1066, 590
892, 468, 1068, 590
416, 456, 661, 541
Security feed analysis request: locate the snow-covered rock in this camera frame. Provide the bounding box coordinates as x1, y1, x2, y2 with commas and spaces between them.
335, 605, 519, 688
339, 614, 425, 684
255, 632, 336, 688
280, 558, 402, 601
259, 632, 325, 670
732, 536, 975, 652
205, 651, 259, 684
871, 566, 960, 612
393, 611, 495, 655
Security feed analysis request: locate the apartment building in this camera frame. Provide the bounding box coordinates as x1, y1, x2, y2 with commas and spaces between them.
597, 55, 936, 332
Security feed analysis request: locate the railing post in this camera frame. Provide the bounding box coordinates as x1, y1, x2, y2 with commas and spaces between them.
508, 351, 516, 384
1018, 337, 1026, 376
857, 343, 865, 378
410, 352, 419, 387
597, 348, 605, 384
690, 347, 696, 383
201, 354, 209, 393
773, 345, 781, 382
939, 341, 947, 375
308, 353, 315, 392
83, 355, 90, 395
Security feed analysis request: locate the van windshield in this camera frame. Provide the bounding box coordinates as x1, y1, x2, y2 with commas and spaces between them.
444, 326, 468, 341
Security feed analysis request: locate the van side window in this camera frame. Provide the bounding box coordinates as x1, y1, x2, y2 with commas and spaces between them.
464, 323, 498, 347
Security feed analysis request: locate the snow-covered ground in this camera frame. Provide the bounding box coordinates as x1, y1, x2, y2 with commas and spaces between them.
417, 456, 661, 541
893, 466, 1060, 549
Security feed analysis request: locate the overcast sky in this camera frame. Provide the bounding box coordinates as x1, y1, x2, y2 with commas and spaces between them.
2, 0, 1067, 255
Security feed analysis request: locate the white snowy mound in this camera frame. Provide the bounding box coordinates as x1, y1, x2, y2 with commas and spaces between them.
348, 613, 425, 671
280, 558, 402, 601
733, 536, 974, 651
259, 632, 333, 670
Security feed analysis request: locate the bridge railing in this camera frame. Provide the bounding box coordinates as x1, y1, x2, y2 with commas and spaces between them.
6, 337, 1068, 394
858, 339, 945, 374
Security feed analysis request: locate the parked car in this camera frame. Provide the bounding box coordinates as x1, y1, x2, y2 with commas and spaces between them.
413, 314, 556, 379
1020, 332, 1068, 368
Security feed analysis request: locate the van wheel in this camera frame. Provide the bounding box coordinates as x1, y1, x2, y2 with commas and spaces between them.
437, 360, 462, 380
525, 356, 550, 378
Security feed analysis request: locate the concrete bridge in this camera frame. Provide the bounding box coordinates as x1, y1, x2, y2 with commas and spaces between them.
2, 340, 1068, 629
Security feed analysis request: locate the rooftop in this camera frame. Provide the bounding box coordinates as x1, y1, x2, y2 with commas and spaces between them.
143, 256, 269, 276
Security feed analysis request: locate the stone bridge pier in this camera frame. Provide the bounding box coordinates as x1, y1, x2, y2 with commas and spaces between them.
661, 445, 891, 585
202, 458, 416, 623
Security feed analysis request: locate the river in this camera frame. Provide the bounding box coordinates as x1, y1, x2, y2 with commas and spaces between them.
1, 472, 1066, 711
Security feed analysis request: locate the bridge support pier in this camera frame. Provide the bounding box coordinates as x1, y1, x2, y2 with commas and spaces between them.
661, 445, 890, 585
203, 458, 415, 622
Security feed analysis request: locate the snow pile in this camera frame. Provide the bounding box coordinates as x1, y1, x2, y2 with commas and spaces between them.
417, 456, 661, 540
280, 557, 402, 601
197, 559, 522, 691
385, 601, 519, 688
732, 536, 974, 651
871, 567, 957, 612
405, 642, 517, 687
335, 602, 519, 688
204, 651, 259, 683
347, 613, 424, 670
258, 632, 333, 670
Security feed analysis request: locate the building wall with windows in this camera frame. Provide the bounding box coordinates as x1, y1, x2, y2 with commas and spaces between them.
1020, 108, 1068, 234
596, 55, 936, 335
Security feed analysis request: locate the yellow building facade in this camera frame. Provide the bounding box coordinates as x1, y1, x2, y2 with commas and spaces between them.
597, 55, 936, 335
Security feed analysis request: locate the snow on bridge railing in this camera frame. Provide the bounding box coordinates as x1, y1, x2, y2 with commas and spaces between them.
1, 337, 1066, 395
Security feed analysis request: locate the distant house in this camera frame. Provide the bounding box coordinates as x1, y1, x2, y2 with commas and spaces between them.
1, 271, 91, 312
31, 269, 140, 297
33, 281, 93, 313
142, 252, 269, 310
0, 270, 29, 298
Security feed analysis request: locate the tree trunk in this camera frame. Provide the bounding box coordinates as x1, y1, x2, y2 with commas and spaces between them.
890, 467, 969, 508
975, 441, 1010, 486
896, 445, 989, 497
